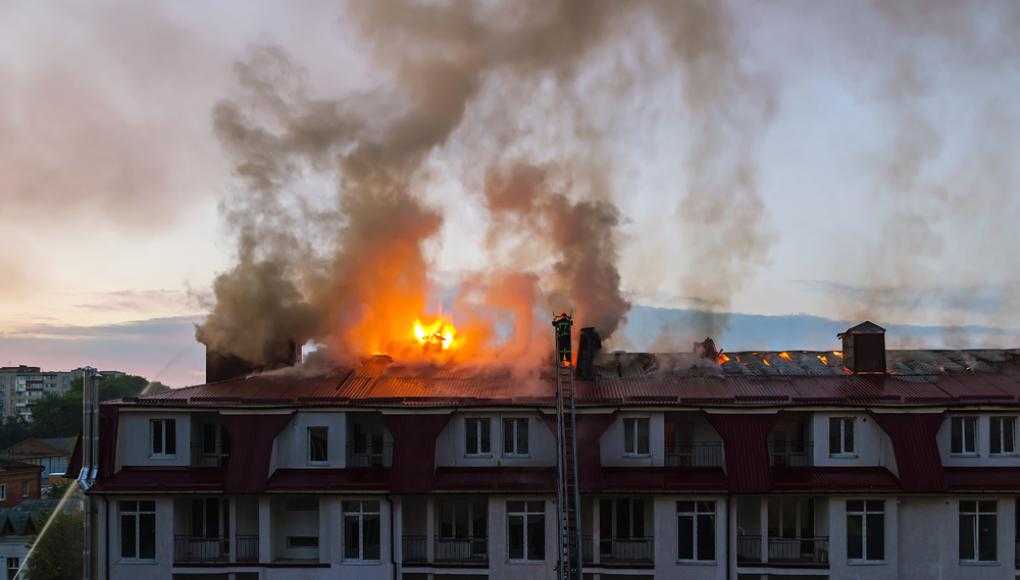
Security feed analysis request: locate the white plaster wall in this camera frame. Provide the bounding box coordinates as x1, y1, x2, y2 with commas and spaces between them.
652, 495, 728, 580
488, 496, 558, 580
897, 495, 1016, 580
0, 538, 29, 580
107, 496, 174, 580
938, 414, 1020, 467
273, 411, 347, 469
601, 412, 665, 467
435, 412, 556, 467
270, 496, 320, 561
827, 496, 899, 580
116, 412, 191, 468
810, 413, 896, 469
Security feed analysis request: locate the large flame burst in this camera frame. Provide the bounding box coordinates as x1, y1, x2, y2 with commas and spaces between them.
412, 317, 459, 352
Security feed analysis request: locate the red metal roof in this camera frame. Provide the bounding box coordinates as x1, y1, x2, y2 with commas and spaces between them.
223, 413, 294, 493
266, 468, 389, 492
944, 467, 1020, 491
706, 413, 779, 493
433, 467, 555, 492
771, 467, 901, 493
597, 467, 727, 493
871, 413, 945, 492
91, 467, 224, 493
385, 414, 451, 493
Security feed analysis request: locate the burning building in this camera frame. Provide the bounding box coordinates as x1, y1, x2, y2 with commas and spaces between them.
74, 318, 1020, 580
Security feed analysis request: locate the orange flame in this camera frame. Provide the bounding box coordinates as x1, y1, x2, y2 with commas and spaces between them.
833, 350, 843, 358
761, 357, 771, 367
778, 351, 792, 362
818, 354, 830, 365
716, 353, 731, 364
413, 317, 459, 351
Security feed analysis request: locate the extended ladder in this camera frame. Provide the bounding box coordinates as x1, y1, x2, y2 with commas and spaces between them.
553, 315, 583, 580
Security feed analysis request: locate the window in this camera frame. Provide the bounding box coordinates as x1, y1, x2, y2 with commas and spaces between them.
951, 417, 978, 455
677, 501, 715, 561
0, 484, 6, 502
990, 417, 1016, 455
503, 418, 530, 456
507, 500, 545, 561
21, 480, 28, 497
847, 500, 884, 561
828, 417, 855, 456
7, 558, 18, 579
439, 498, 487, 540
960, 500, 997, 562
624, 418, 650, 456
465, 418, 491, 456
190, 498, 228, 539
343, 500, 380, 560
600, 498, 647, 559
308, 426, 328, 463
120, 500, 156, 560
150, 418, 176, 457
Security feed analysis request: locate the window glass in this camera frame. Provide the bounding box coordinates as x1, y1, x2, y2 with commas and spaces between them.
847, 499, 884, 561
960, 500, 997, 562
991, 417, 1016, 455
309, 427, 328, 463
465, 418, 491, 455
829, 417, 854, 455
507, 501, 544, 560
677, 501, 715, 561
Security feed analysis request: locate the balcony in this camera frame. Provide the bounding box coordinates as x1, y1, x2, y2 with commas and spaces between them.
768, 442, 813, 467
737, 535, 829, 566
173, 535, 259, 563
666, 442, 724, 467
590, 537, 654, 565
402, 535, 428, 563
401, 535, 488, 564
348, 442, 394, 468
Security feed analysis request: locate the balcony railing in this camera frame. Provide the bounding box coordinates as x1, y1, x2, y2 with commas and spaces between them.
190, 442, 228, 468
174, 536, 228, 563
236, 535, 258, 562
599, 537, 654, 563
666, 442, 724, 467
348, 442, 394, 468
768, 442, 813, 467
400, 535, 488, 563
737, 535, 829, 565
435, 537, 488, 563
402, 535, 428, 563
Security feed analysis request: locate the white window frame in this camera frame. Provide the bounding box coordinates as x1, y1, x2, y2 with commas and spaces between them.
465, 417, 492, 457
119, 500, 157, 562
846, 499, 885, 562
959, 500, 997, 563
342, 500, 381, 561
502, 417, 530, 457
829, 416, 856, 457
623, 417, 651, 457
950, 416, 978, 456
676, 500, 716, 562
507, 500, 545, 562
149, 418, 177, 458
307, 426, 329, 465
6, 557, 19, 579
989, 416, 1016, 456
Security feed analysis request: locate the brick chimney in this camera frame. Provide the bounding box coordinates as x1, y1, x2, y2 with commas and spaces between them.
576, 327, 602, 380
838, 321, 886, 374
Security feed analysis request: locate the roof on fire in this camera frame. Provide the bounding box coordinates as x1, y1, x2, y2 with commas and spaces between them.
121, 348, 1020, 409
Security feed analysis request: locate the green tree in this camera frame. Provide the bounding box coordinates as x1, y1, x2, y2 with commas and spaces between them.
23, 509, 83, 580
26, 374, 151, 439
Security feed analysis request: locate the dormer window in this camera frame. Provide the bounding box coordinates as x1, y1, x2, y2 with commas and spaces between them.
308, 427, 329, 464
950, 416, 977, 456
624, 418, 650, 456
465, 418, 491, 456
150, 418, 177, 458
828, 417, 855, 457
990, 417, 1015, 455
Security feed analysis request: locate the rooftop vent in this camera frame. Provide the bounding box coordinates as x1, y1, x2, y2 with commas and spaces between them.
838, 321, 886, 374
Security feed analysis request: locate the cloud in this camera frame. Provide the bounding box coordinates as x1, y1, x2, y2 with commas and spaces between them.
0, 316, 205, 387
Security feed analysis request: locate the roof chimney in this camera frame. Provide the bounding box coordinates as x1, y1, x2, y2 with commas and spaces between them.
577, 327, 602, 380
838, 321, 886, 374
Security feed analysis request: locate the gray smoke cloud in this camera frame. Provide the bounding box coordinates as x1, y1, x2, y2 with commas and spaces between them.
198, 0, 777, 365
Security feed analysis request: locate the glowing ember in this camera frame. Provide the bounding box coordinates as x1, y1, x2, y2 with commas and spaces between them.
818, 354, 830, 365
833, 350, 843, 358
778, 351, 792, 362
761, 357, 771, 367
413, 317, 459, 351
716, 353, 731, 364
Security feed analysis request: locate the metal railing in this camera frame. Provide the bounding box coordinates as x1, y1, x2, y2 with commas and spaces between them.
768, 442, 813, 467
435, 537, 488, 563
666, 442, 724, 467
348, 442, 394, 468
190, 442, 228, 468
737, 535, 829, 565
402, 535, 428, 563
236, 535, 258, 562
599, 537, 654, 563
174, 536, 229, 562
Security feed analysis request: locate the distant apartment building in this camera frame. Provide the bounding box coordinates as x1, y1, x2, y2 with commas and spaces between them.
0, 366, 75, 421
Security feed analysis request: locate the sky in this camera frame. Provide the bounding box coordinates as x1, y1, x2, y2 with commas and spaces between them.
1, 1, 1018, 386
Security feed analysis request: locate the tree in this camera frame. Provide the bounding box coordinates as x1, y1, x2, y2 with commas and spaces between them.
23, 509, 83, 580
25, 373, 151, 439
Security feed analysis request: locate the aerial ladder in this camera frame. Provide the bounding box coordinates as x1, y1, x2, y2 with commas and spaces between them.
552, 313, 583, 580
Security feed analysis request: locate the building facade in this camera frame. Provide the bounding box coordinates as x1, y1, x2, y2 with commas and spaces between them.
82, 324, 1020, 580
3, 437, 76, 491
0, 366, 75, 421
